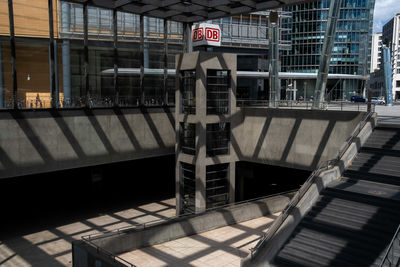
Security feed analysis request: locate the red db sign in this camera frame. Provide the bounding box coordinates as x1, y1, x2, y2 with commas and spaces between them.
192, 24, 221, 47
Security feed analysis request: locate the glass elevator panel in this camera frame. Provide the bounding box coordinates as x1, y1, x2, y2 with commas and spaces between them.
180, 122, 196, 155
206, 122, 230, 156
206, 163, 229, 209
207, 69, 230, 114
180, 162, 196, 214
181, 70, 196, 114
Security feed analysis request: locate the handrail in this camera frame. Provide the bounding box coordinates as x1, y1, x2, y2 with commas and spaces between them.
80, 236, 136, 267
379, 224, 400, 267
236, 99, 375, 112
248, 109, 374, 259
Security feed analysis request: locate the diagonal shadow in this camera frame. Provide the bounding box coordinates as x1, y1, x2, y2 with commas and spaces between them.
112, 107, 143, 150
83, 109, 116, 154
279, 117, 301, 163
49, 109, 86, 158
140, 106, 166, 149
0, 146, 16, 170
309, 120, 336, 169
252, 115, 273, 159
10, 111, 55, 163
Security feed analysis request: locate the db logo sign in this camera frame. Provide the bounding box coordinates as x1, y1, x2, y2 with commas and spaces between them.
205, 27, 220, 42
192, 28, 204, 42
192, 24, 221, 47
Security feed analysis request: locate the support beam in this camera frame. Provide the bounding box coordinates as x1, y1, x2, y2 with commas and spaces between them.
0, 42, 4, 108
268, 11, 280, 108
61, 2, 71, 106
140, 15, 145, 106
163, 19, 168, 105
313, 0, 342, 109
48, 0, 57, 108
183, 22, 193, 53
113, 9, 119, 107
83, 3, 89, 107
8, 0, 17, 109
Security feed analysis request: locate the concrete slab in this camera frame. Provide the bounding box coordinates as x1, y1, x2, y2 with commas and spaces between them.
118, 214, 279, 267
0, 198, 176, 267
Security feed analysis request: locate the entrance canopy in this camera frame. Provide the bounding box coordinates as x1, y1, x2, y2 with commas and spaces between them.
66, 0, 311, 22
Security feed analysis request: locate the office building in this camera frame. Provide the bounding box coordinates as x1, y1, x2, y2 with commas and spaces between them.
370, 32, 382, 72
382, 13, 400, 101
281, 0, 375, 101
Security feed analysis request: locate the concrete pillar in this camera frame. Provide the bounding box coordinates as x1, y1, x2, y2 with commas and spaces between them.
0, 44, 3, 108
293, 80, 297, 100
268, 12, 280, 108
62, 41, 71, 105
61, 2, 71, 106
175, 52, 237, 215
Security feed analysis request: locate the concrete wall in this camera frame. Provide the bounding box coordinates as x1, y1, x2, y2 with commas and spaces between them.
0, 107, 175, 179
0, 107, 366, 178
232, 108, 366, 171
89, 192, 295, 255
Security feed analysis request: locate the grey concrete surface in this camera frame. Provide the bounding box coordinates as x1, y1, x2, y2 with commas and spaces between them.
241, 113, 376, 267
375, 104, 400, 126
89, 192, 295, 256
0, 107, 175, 179
232, 108, 366, 171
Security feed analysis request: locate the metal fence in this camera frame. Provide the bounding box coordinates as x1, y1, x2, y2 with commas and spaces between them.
237, 99, 375, 112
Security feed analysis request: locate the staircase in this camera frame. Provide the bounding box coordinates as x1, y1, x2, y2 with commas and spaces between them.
272, 126, 400, 267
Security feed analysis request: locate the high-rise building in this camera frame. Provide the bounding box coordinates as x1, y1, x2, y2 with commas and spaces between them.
370, 32, 382, 72
382, 13, 400, 101
281, 0, 375, 101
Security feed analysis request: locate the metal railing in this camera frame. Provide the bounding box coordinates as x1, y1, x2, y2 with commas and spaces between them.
79, 190, 298, 264
2, 96, 175, 109
79, 236, 136, 267
379, 224, 400, 267
237, 99, 375, 112
248, 109, 374, 259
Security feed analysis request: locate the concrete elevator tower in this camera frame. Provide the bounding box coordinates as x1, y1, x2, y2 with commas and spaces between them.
175, 51, 237, 215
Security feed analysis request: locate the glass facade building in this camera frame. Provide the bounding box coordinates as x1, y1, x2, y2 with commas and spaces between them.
282, 0, 375, 100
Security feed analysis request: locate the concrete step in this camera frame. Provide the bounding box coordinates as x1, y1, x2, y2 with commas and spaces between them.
283, 235, 382, 266
348, 157, 400, 171
352, 153, 400, 165
293, 228, 389, 257
342, 170, 400, 186
346, 166, 400, 179
298, 220, 394, 252
306, 206, 399, 230
275, 245, 354, 267
359, 147, 400, 157
314, 195, 400, 219
302, 212, 397, 235
323, 187, 400, 208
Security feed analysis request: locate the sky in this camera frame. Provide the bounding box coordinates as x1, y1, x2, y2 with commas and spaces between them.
373, 0, 400, 33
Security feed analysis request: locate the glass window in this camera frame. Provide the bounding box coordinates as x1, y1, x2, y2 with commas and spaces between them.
207, 69, 230, 114
206, 122, 230, 156
180, 163, 195, 214
181, 70, 196, 114
180, 122, 196, 155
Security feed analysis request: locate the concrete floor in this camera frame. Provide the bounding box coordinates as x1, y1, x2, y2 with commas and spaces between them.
119, 214, 279, 267
0, 198, 176, 267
